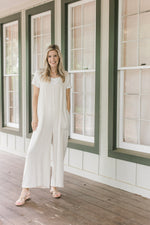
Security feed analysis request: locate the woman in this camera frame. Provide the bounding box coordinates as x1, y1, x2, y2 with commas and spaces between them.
15, 44, 71, 206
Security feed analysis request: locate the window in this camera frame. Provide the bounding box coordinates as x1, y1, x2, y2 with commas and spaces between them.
108, 0, 150, 165
118, 0, 150, 154
26, 2, 54, 137
0, 13, 22, 136
62, 0, 100, 153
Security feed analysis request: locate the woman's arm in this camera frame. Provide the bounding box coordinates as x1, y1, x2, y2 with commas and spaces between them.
66, 88, 70, 113
31, 85, 40, 131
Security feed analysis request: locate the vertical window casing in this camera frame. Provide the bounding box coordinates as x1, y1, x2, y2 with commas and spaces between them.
0, 13, 22, 136
26, 2, 54, 137
62, 0, 100, 154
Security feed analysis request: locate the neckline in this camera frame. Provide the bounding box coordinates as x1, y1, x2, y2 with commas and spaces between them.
51, 76, 60, 79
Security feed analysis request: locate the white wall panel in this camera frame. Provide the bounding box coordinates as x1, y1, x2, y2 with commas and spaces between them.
137, 164, 150, 190
69, 149, 82, 169
116, 159, 136, 185
83, 152, 99, 174
8, 134, 15, 152
0, 132, 7, 150
100, 156, 116, 179
16, 136, 24, 153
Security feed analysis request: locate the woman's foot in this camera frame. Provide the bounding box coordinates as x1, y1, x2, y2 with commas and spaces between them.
50, 187, 62, 199
15, 189, 31, 206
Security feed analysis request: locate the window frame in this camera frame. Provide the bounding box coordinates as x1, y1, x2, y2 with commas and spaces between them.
108, 0, 150, 166
0, 13, 22, 136
61, 0, 100, 154
26, 2, 54, 138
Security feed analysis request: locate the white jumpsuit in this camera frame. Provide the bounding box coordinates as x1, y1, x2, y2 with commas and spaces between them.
22, 71, 71, 188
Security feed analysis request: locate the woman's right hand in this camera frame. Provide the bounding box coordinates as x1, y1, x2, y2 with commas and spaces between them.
31, 116, 38, 131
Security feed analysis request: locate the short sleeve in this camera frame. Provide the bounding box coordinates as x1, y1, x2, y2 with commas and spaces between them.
65, 72, 71, 89
32, 71, 41, 88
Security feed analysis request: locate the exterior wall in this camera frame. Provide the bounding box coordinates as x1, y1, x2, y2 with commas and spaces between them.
1, 0, 150, 199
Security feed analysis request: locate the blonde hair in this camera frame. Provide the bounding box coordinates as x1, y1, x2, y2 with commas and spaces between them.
40, 44, 66, 82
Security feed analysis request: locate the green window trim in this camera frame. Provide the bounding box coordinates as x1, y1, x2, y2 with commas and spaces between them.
61, 0, 101, 154
0, 13, 22, 136
108, 0, 150, 166
26, 2, 55, 138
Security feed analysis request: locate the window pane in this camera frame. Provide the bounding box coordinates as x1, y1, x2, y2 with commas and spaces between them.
74, 114, 83, 134
42, 35, 51, 53
121, 41, 137, 67
72, 28, 82, 49
42, 14, 51, 34
69, 0, 96, 142
141, 95, 150, 120
139, 39, 150, 66
31, 11, 51, 74
85, 115, 94, 137
140, 121, 150, 145
85, 73, 95, 94
140, 0, 150, 12
3, 21, 19, 128
124, 70, 139, 94
72, 5, 81, 27
85, 94, 95, 115
141, 69, 150, 94
122, 0, 138, 16
73, 73, 83, 92
140, 12, 150, 39
122, 15, 138, 41
71, 50, 82, 70
83, 1, 96, 25
123, 119, 138, 144
73, 93, 83, 113
124, 95, 139, 119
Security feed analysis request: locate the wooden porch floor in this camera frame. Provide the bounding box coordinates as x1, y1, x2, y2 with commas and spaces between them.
0, 150, 150, 225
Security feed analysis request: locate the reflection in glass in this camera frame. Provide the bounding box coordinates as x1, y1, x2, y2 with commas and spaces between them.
124, 70, 139, 94
140, 121, 150, 145
122, 15, 138, 41
124, 95, 139, 119
71, 50, 82, 70
83, 1, 96, 25
85, 115, 94, 137
74, 114, 83, 134
141, 95, 150, 120
72, 5, 81, 27
123, 119, 138, 144
140, 0, 150, 12
122, 0, 138, 16
121, 41, 137, 67
85, 94, 95, 115
139, 39, 150, 66
73, 93, 83, 113
141, 69, 150, 94
72, 28, 81, 49
73, 73, 83, 93
31, 11, 51, 74
140, 12, 150, 39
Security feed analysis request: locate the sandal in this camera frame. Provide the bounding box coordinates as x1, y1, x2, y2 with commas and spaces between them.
50, 189, 62, 199
15, 190, 31, 206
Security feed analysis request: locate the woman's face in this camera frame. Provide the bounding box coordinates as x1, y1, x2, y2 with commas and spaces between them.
47, 50, 59, 69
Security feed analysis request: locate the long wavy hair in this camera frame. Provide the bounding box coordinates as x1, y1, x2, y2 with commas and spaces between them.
41, 44, 66, 83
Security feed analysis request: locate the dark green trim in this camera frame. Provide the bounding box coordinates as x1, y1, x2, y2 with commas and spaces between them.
108, 0, 150, 166
26, 1, 55, 138
61, 0, 101, 154
0, 13, 22, 136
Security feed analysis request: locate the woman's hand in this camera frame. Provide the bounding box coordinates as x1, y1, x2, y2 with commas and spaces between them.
31, 116, 38, 131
